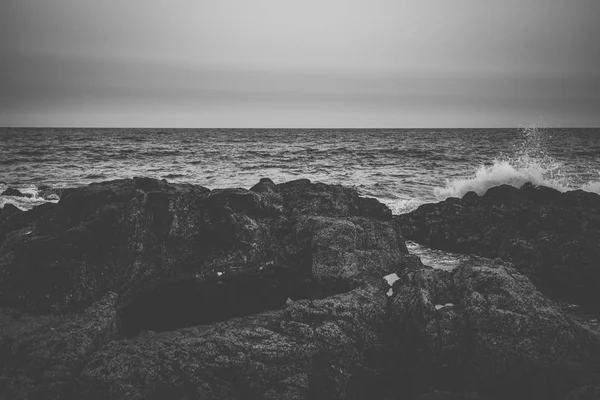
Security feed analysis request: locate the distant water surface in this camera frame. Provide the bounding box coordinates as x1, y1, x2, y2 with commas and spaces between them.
1, 126, 599, 213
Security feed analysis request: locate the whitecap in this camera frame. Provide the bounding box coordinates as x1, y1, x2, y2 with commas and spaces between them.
434, 126, 600, 199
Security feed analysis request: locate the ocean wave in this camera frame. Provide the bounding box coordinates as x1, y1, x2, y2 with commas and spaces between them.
1, 184, 58, 210
0, 158, 25, 165
16, 150, 45, 156
240, 164, 283, 171
374, 197, 424, 215
435, 126, 600, 198
434, 159, 567, 198
162, 174, 187, 179
140, 150, 182, 157
0, 197, 55, 211
582, 179, 600, 194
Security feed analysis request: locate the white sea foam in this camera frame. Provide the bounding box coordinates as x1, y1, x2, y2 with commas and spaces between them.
0, 184, 58, 211
0, 196, 57, 211
583, 180, 600, 194
435, 125, 600, 199
434, 158, 570, 199
380, 198, 425, 215
406, 241, 470, 271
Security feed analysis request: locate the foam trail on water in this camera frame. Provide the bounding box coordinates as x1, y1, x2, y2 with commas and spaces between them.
435, 126, 600, 199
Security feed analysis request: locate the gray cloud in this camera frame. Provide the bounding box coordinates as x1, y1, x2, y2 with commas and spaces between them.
1, 0, 599, 127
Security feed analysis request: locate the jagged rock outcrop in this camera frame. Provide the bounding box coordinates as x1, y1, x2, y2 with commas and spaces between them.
74, 281, 393, 400
0, 293, 117, 399
566, 384, 600, 400
395, 182, 600, 303
2, 179, 599, 399
0, 203, 22, 220
390, 257, 600, 400
37, 185, 76, 201
0, 177, 410, 399
1, 187, 29, 197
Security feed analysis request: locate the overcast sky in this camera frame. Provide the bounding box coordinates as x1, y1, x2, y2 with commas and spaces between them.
1, 0, 599, 128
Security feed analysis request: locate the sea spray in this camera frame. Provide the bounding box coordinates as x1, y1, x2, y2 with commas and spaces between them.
435, 126, 600, 199
378, 198, 424, 215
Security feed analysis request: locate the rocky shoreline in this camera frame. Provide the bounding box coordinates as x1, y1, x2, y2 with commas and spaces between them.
395, 183, 600, 305
1, 178, 600, 399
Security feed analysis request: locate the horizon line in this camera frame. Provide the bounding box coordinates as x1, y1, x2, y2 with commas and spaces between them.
1, 126, 599, 130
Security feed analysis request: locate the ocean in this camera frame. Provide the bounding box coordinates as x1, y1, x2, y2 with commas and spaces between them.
1, 126, 599, 213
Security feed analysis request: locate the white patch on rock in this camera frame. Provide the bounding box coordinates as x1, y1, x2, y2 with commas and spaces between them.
384, 273, 399, 286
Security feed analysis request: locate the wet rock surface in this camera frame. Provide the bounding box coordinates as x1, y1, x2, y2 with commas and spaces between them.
0, 178, 407, 398
75, 282, 393, 400
390, 257, 600, 400
0, 293, 118, 399
395, 182, 600, 304
1, 179, 599, 399
1, 187, 30, 197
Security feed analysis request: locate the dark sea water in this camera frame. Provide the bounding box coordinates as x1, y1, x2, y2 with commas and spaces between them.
1, 126, 599, 213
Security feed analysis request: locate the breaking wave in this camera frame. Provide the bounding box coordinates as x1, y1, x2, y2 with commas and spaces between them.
0, 184, 59, 211
435, 125, 600, 199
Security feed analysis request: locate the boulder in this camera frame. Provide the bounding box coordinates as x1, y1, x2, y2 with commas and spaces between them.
277, 179, 392, 220
1, 203, 22, 217
567, 384, 600, 400
3, 178, 598, 399
395, 182, 600, 303
390, 257, 600, 400
1, 187, 29, 197
0, 293, 117, 399
74, 282, 393, 400
38, 186, 77, 201
0, 178, 410, 399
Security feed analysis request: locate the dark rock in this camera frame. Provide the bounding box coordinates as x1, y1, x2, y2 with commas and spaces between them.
390, 257, 600, 400
395, 183, 600, 303
75, 282, 393, 400
0, 178, 408, 398
0, 294, 117, 399
566, 384, 600, 400
1, 203, 21, 217
1, 187, 29, 197
2, 178, 597, 399
250, 177, 278, 193
359, 196, 393, 220
462, 191, 479, 206
277, 179, 392, 219
133, 176, 165, 192
38, 186, 77, 201
207, 187, 281, 215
